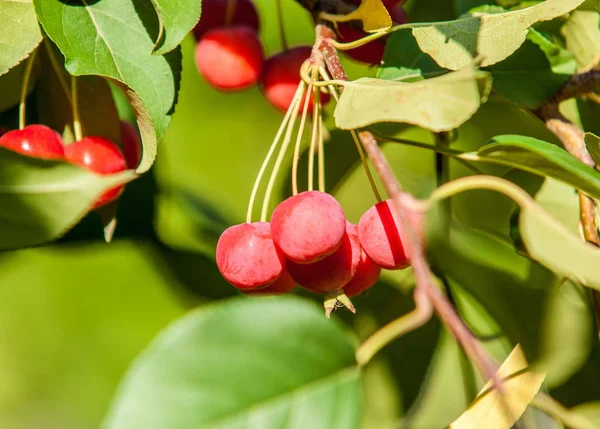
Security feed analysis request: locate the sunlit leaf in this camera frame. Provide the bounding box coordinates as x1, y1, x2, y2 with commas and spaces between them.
334, 65, 491, 132
0, 0, 42, 76
449, 345, 546, 429
412, 0, 584, 70
151, 0, 202, 55
561, 10, 600, 71
585, 132, 600, 166
332, 0, 391, 32
103, 296, 362, 429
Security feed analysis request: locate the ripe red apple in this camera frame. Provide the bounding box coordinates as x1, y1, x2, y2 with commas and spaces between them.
243, 269, 296, 296
357, 199, 423, 270
0, 124, 64, 160
271, 190, 346, 264
343, 248, 381, 297
287, 222, 361, 293
260, 46, 331, 113
120, 120, 142, 169
192, 0, 259, 40
216, 222, 287, 290
64, 136, 127, 208
195, 25, 264, 91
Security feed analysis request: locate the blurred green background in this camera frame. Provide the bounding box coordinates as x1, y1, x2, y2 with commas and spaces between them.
1, 1, 599, 428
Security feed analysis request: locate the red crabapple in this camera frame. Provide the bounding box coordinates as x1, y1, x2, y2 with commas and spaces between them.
271, 190, 346, 264
286, 222, 361, 294
120, 120, 142, 169
195, 26, 264, 91
216, 222, 287, 290
0, 124, 64, 160
343, 248, 381, 297
64, 136, 127, 208
192, 0, 259, 39
243, 269, 296, 296
357, 199, 423, 270
260, 46, 330, 113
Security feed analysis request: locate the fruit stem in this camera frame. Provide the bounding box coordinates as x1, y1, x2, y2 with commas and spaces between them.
260, 82, 306, 221
307, 80, 320, 192
291, 62, 314, 196
224, 0, 238, 26
317, 104, 325, 193
43, 40, 72, 104
275, 0, 289, 51
19, 49, 39, 130
246, 84, 302, 223
324, 290, 356, 318
71, 75, 83, 141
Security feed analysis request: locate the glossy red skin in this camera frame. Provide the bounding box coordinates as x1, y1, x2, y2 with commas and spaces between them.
271, 191, 346, 264
243, 269, 296, 296
65, 136, 127, 208
343, 247, 381, 297
192, 0, 259, 39
261, 46, 331, 113
0, 124, 65, 160
120, 120, 142, 169
287, 222, 361, 294
340, 4, 409, 65
195, 26, 264, 91
216, 222, 286, 290
357, 199, 423, 270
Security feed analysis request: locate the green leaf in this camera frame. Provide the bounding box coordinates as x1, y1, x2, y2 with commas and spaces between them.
585, 132, 600, 165
0, 148, 136, 250
412, 0, 584, 70
378, 28, 445, 81
485, 29, 576, 108
460, 135, 600, 200
561, 10, 600, 71
334, 66, 491, 132
103, 296, 362, 429
33, 0, 182, 173
0, 0, 42, 76
151, 0, 202, 55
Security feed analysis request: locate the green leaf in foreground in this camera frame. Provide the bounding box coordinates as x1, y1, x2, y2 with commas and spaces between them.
0, 0, 42, 76
561, 10, 600, 71
33, 0, 182, 173
103, 296, 362, 429
334, 66, 490, 132
151, 0, 202, 55
584, 132, 600, 166
0, 147, 136, 250
412, 0, 584, 70
459, 135, 600, 201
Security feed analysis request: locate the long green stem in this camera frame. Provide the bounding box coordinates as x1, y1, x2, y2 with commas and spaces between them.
307, 85, 320, 191
275, 0, 288, 51
292, 66, 314, 195
19, 49, 39, 130
317, 106, 325, 192
43, 39, 72, 103
224, 0, 238, 26
71, 75, 83, 141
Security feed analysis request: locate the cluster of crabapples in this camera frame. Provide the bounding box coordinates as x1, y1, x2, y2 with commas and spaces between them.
216, 190, 423, 304
0, 121, 141, 208
192, 0, 407, 111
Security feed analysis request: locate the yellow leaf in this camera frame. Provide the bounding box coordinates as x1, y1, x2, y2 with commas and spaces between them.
329, 0, 392, 32
449, 345, 546, 429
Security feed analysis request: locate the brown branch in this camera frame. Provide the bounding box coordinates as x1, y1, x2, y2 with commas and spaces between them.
544, 68, 600, 107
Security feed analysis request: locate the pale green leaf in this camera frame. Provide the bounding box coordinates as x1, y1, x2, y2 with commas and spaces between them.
103, 296, 362, 429
0, 0, 42, 76
561, 10, 600, 71
0, 148, 136, 250
33, 0, 182, 173
151, 0, 202, 55
334, 66, 491, 132
585, 132, 600, 165
412, 0, 584, 70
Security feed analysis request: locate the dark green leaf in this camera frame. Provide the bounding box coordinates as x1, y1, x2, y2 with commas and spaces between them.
103, 296, 362, 429
33, 0, 182, 173
151, 0, 202, 55
0, 0, 42, 76
0, 148, 135, 250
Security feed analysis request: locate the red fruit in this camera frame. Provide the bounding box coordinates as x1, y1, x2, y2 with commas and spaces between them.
243, 269, 296, 296
357, 199, 423, 270
120, 120, 142, 169
271, 190, 346, 264
343, 248, 381, 297
64, 136, 127, 208
0, 124, 64, 160
287, 222, 361, 293
338, 24, 386, 65
192, 0, 259, 39
195, 26, 264, 91
216, 222, 286, 290
261, 46, 331, 113
388, 4, 408, 24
